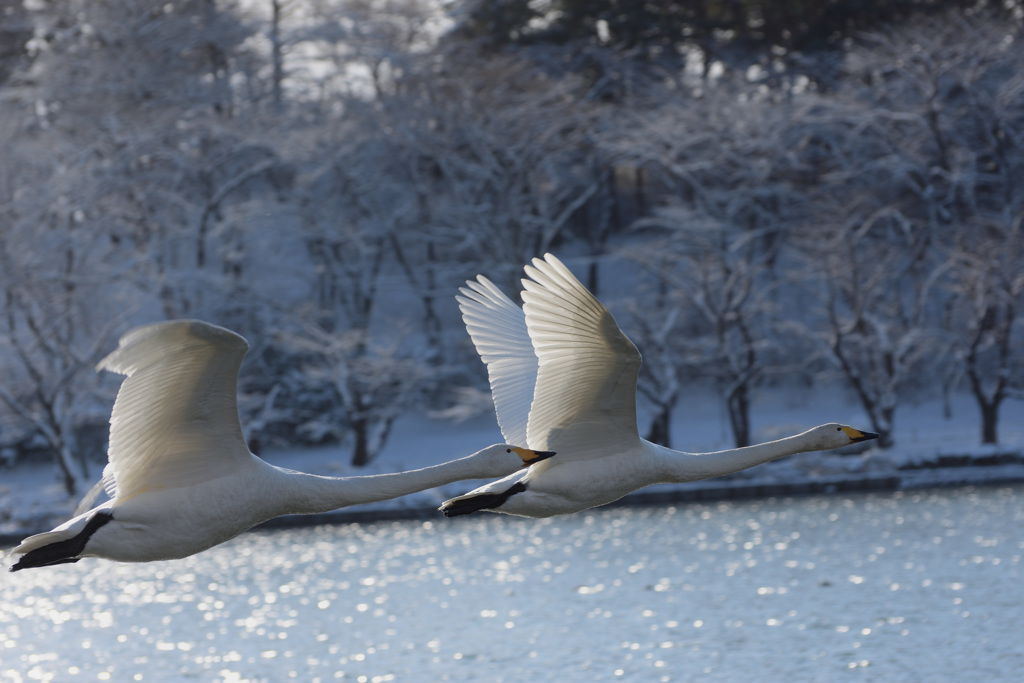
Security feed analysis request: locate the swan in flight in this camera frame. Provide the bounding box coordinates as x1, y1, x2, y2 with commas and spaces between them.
440, 253, 878, 518
9, 320, 553, 571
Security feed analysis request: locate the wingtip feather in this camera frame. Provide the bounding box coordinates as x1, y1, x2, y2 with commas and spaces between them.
97, 320, 248, 376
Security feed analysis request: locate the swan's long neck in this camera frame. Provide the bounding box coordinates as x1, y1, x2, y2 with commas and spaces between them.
653, 431, 818, 483
269, 454, 503, 516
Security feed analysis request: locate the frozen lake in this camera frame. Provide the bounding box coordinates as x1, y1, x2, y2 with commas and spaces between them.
2, 485, 1022, 682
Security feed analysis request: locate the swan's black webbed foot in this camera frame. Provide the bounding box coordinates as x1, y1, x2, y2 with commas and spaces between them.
9, 511, 113, 572
441, 482, 527, 518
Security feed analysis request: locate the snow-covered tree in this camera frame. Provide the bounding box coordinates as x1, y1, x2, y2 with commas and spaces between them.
0, 214, 126, 494
628, 222, 781, 448
945, 223, 1024, 444
618, 275, 690, 449
605, 75, 805, 447
794, 221, 944, 449
275, 320, 428, 467
388, 55, 603, 282
293, 131, 434, 466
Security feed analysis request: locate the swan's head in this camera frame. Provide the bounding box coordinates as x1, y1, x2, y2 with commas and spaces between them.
806, 424, 880, 451
476, 444, 556, 474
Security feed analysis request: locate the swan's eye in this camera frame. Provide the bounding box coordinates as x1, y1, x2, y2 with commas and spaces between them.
836, 427, 842, 431
506, 448, 512, 453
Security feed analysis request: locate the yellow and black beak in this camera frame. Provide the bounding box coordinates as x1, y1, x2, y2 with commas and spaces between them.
841, 426, 880, 443
510, 447, 556, 467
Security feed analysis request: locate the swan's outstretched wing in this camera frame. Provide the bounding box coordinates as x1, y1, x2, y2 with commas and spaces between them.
521, 254, 642, 458
457, 276, 537, 447
97, 320, 253, 501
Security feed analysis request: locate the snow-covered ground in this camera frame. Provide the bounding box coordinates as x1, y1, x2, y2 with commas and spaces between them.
2, 389, 1022, 542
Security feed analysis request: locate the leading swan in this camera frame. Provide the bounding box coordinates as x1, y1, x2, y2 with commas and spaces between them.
441, 254, 877, 518
10, 320, 553, 571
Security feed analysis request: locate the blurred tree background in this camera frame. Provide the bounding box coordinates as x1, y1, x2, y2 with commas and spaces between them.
0, 0, 1021, 490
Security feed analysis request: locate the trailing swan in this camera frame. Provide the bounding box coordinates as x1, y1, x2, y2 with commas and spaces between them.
9, 320, 553, 571
441, 254, 877, 518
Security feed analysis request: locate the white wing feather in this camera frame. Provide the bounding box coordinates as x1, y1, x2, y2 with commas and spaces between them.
96, 320, 253, 501
457, 276, 537, 447
521, 254, 642, 458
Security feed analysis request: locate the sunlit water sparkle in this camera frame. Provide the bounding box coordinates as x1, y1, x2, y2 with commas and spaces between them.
2, 486, 1022, 682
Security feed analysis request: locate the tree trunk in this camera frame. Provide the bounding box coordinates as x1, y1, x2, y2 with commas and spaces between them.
270, 0, 285, 111
874, 404, 895, 449
645, 406, 672, 447
967, 362, 1004, 445
350, 414, 370, 468
972, 392, 1001, 445
980, 401, 998, 444
587, 260, 600, 297
56, 442, 80, 497
726, 386, 750, 448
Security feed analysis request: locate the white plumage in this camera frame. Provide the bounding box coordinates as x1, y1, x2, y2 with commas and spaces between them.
441, 254, 878, 518
10, 320, 553, 571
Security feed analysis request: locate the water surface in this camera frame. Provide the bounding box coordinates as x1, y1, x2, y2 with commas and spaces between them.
2, 486, 1022, 682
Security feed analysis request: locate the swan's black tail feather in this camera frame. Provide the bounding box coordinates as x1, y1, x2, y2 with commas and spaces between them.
10, 511, 113, 572
441, 482, 527, 518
